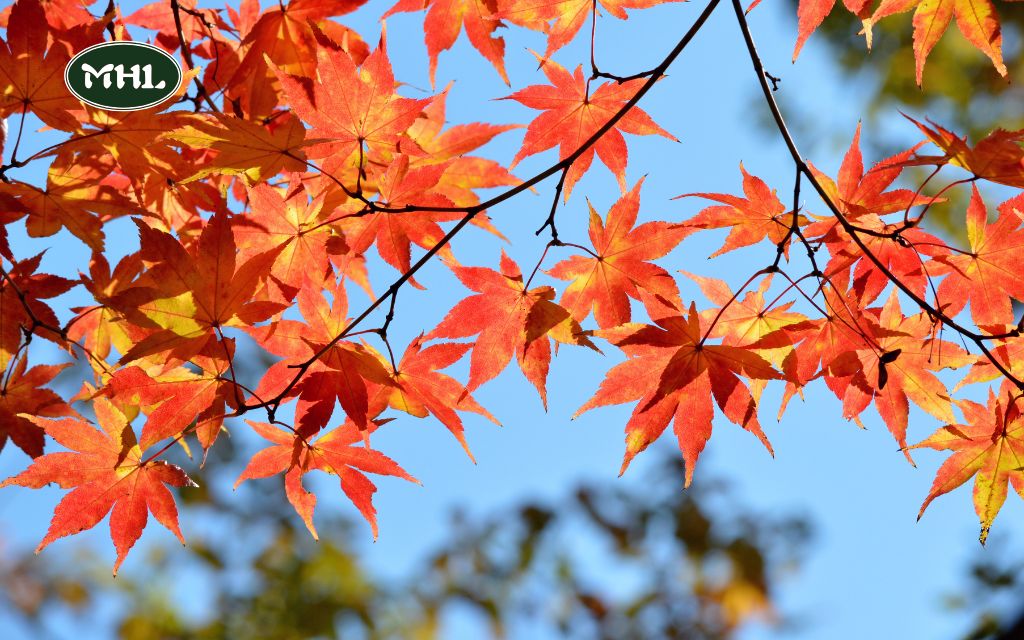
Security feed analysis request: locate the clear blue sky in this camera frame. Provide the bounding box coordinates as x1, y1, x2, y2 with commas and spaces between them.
1, 0, 1020, 637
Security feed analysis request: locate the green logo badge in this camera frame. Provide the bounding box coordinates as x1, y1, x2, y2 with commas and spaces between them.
65, 42, 183, 111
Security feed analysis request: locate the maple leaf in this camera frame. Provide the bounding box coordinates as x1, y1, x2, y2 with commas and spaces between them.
955, 330, 1024, 391
111, 212, 283, 364
234, 419, 417, 539
273, 39, 431, 162
6, 152, 141, 252
338, 155, 462, 282
384, 0, 509, 85
0, 360, 74, 458
911, 384, 1024, 544
503, 56, 675, 199
868, 0, 1005, 85
901, 117, 1024, 189
0, 396, 196, 575
803, 127, 945, 304
235, 178, 334, 299
0, 252, 77, 368
425, 250, 598, 407
407, 90, 519, 160
575, 298, 780, 485
0, 0, 94, 30
68, 252, 145, 364
547, 179, 690, 328
807, 212, 945, 305
379, 335, 500, 460
403, 90, 521, 208
926, 187, 1024, 327
685, 273, 808, 350
685, 273, 813, 409
810, 125, 932, 220
134, 154, 232, 236
498, 0, 683, 58
675, 164, 795, 258
167, 113, 309, 185
224, 0, 370, 119
66, 105, 197, 190
0, 0, 83, 132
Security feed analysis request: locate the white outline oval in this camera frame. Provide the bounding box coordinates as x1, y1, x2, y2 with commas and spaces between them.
64, 41, 183, 112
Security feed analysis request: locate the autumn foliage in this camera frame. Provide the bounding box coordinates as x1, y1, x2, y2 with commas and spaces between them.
1, 0, 1023, 575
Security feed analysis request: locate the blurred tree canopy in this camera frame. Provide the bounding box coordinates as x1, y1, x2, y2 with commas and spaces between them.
0, 454, 810, 639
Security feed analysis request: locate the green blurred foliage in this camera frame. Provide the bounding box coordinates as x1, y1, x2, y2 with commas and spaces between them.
0, 456, 810, 639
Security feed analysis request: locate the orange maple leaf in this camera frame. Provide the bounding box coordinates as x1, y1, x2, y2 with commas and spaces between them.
168, 113, 309, 186
792, 0, 870, 61
927, 187, 1024, 327
503, 56, 675, 199
901, 117, 1024, 189
234, 419, 417, 539
224, 0, 370, 119
1, 397, 196, 575
831, 291, 971, 457
0, 360, 74, 458
0, 0, 83, 132
245, 278, 390, 433
425, 250, 598, 407
675, 164, 795, 258
236, 178, 334, 299
273, 40, 431, 162
6, 152, 139, 252
0, 252, 77, 367
340, 155, 459, 280
379, 335, 500, 460
911, 384, 1024, 544
111, 212, 283, 364
810, 125, 933, 220
104, 364, 231, 451
547, 179, 690, 328
575, 298, 780, 485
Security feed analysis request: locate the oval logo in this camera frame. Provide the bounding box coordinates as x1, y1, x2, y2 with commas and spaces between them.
64, 42, 183, 111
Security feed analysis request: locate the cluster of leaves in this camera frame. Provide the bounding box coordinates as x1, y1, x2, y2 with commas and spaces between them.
1, 0, 1023, 574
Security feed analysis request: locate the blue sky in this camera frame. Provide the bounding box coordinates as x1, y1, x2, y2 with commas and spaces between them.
1, 0, 1021, 637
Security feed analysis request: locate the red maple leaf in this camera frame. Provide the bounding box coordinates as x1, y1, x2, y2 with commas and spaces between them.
1, 397, 196, 575
503, 56, 675, 199
377, 335, 500, 460
234, 418, 417, 539
425, 250, 597, 407
911, 383, 1024, 544
675, 164, 795, 258
576, 297, 780, 485
927, 188, 1024, 327
0, 360, 74, 458
547, 179, 690, 328
273, 39, 431, 162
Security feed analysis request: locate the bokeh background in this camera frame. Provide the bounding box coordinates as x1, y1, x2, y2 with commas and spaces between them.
2, 0, 1024, 637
